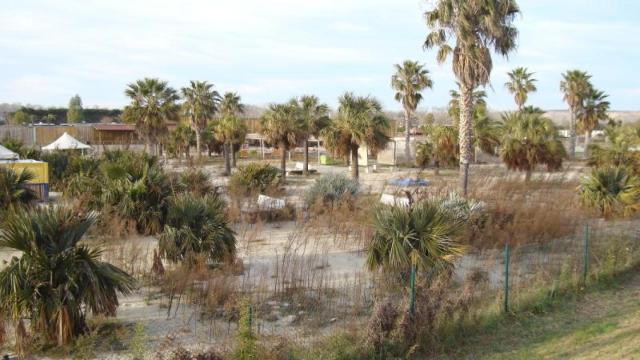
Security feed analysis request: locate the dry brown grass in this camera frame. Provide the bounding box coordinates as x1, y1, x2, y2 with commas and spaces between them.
465, 177, 587, 248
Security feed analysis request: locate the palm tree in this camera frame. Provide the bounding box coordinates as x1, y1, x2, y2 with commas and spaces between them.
579, 167, 640, 219
0, 208, 135, 346
0, 167, 36, 209
391, 60, 434, 161
217, 92, 246, 174
447, 87, 487, 121
123, 78, 180, 155
180, 81, 220, 160
321, 93, 390, 180
505, 67, 537, 110
292, 95, 330, 175
159, 193, 236, 264
425, 0, 520, 196
560, 70, 592, 158
260, 103, 301, 181
500, 111, 566, 181
448, 88, 500, 160
588, 126, 640, 174
419, 122, 459, 175
578, 88, 610, 150
366, 198, 465, 272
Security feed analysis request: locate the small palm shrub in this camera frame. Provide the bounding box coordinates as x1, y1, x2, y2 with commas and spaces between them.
228, 162, 281, 196
169, 168, 214, 196
101, 164, 172, 235
0, 167, 37, 209
578, 166, 640, 219
0, 207, 135, 346
367, 197, 466, 273
159, 192, 236, 265
304, 173, 359, 209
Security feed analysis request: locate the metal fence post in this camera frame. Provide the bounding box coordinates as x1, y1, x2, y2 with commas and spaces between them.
504, 243, 510, 313
583, 224, 589, 284
409, 264, 416, 315
248, 304, 253, 333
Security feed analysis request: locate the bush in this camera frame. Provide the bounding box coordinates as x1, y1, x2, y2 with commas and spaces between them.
578, 166, 640, 219
229, 162, 280, 196
159, 192, 236, 265
304, 173, 359, 208
169, 168, 214, 196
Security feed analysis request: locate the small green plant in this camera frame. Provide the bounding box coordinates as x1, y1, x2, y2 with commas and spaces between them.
232, 299, 258, 360
70, 333, 97, 360
229, 162, 281, 196
304, 173, 359, 208
129, 322, 146, 360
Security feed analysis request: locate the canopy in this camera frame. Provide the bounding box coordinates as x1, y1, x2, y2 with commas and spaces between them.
387, 178, 429, 187
42, 132, 91, 151
0, 144, 18, 160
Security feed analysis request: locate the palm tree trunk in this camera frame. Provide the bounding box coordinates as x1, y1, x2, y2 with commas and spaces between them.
584, 130, 591, 158
351, 144, 359, 180
303, 138, 309, 176
232, 145, 237, 167
525, 169, 532, 182
224, 142, 231, 176
434, 161, 440, 176
195, 127, 202, 161
458, 84, 474, 197
569, 110, 577, 158
404, 108, 411, 161
280, 143, 287, 181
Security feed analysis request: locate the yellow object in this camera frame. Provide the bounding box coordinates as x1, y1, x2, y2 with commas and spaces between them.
0, 160, 49, 184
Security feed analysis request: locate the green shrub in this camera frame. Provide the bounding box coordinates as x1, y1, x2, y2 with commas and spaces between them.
578, 166, 640, 219
229, 162, 281, 196
159, 192, 236, 264
232, 299, 258, 360
304, 173, 359, 208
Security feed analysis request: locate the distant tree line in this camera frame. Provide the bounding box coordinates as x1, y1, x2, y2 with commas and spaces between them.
7, 96, 122, 125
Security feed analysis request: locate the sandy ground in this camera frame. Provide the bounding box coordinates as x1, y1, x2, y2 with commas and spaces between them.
0, 161, 612, 358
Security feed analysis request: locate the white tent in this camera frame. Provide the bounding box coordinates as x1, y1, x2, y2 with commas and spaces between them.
0, 144, 18, 160
42, 132, 91, 151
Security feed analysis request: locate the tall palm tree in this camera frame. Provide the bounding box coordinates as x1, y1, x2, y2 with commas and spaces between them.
0, 208, 135, 346
217, 92, 246, 174
560, 70, 592, 158
292, 95, 330, 175
0, 167, 36, 209
504, 67, 537, 111
500, 111, 566, 181
578, 88, 610, 150
260, 103, 302, 181
425, 0, 520, 196
366, 198, 465, 272
180, 81, 220, 160
391, 60, 434, 161
321, 93, 390, 180
123, 78, 180, 155
448, 88, 500, 160
448, 87, 487, 121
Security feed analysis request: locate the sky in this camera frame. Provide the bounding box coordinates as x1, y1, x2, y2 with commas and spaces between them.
0, 0, 639, 112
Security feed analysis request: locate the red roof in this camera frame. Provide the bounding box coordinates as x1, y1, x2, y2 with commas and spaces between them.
93, 124, 136, 131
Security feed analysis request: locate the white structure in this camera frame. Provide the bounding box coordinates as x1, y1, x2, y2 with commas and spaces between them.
257, 194, 286, 210
0, 144, 18, 160
42, 132, 91, 151
379, 193, 410, 207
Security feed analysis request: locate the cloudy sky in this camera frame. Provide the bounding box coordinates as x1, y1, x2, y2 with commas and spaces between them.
1, 0, 638, 111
